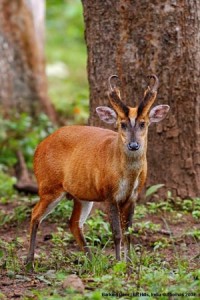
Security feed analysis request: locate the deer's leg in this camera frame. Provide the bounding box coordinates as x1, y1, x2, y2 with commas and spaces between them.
109, 202, 122, 261
119, 200, 135, 262
69, 200, 93, 260
26, 191, 65, 267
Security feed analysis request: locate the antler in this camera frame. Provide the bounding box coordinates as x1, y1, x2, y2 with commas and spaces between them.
138, 74, 159, 116
147, 74, 159, 93
108, 75, 129, 118
108, 75, 119, 92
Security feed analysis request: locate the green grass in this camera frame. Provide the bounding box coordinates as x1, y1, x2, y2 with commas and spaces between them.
0, 193, 200, 299
1, 238, 199, 299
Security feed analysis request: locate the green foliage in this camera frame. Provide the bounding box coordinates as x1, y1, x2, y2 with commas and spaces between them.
134, 204, 148, 220
145, 184, 165, 198
78, 248, 112, 277
0, 164, 199, 300
49, 199, 73, 222
192, 210, 200, 220
0, 113, 55, 168
113, 261, 127, 276
131, 221, 161, 234
180, 198, 200, 219
146, 197, 200, 223
86, 210, 112, 247
186, 228, 200, 240
0, 204, 31, 226
46, 0, 89, 124
0, 166, 16, 198
153, 239, 169, 250
0, 239, 21, 273
147, 201, 174, 214
1, 196, 200, 299
2, 238, 200, 299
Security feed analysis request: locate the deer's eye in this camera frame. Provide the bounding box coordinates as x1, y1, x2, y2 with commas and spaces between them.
139, 122, 145, 129
121, 122, 127, 130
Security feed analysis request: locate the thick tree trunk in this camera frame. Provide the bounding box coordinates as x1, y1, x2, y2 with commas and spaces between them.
0, 0, 57, 122
82, 0, 200, 198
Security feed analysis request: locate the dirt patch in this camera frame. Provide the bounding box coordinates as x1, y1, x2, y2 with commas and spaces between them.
1, 273, 47, 299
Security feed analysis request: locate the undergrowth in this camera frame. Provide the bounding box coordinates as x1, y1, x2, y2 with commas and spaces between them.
0, 191, 200, 299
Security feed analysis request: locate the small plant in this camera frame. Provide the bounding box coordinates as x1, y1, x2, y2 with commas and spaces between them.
0, 239, 22, 274
186, 228, 200, 240
145, 183, 164, 198
52, 227, 73, 247
192, 198, 200, 219
153, 238, 169, 250
130, 221, 161, 235
147, 200, 174, 214
79, 248, 112, 277
113, 261, 127, 276
192, 210, 200, 219
0, 205, 31, 226
86, 210, 112, 247
134, 204, 148, 219
182, 199, 194, 211
49, 199, 73, 222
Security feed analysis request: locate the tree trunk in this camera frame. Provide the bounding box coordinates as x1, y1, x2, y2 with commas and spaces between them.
82, 0, 200, 198
0, 0, 57, 123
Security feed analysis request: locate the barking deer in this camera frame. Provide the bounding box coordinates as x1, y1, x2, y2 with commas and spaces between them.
26, 74, 170, 267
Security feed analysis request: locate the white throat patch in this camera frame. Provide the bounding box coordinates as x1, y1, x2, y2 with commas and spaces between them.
115, 177, 139, 203
115, 178, 129, 202
130, 178, 139, 201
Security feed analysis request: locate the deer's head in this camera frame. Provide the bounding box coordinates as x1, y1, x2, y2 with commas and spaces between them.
96, 75, 170, 154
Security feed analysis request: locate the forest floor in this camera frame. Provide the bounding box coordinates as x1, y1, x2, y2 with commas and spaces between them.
0, 196, 200, 300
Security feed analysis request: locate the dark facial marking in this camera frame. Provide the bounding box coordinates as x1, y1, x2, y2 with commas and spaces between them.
109, 90, 129, 117
139, 121, 146, 129
137, 90, 155, 117
121, 122, 127, 130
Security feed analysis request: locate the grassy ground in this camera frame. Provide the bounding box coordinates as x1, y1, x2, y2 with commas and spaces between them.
0, 186, 200, 299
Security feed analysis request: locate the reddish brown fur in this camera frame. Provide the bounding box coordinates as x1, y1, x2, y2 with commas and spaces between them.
34, 126, 123, 201
26, 75, 169, 267
26, 124, 146, 265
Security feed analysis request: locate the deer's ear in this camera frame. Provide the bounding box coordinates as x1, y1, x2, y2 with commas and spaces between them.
96, 106, 117, 124
149, 105, 170, 123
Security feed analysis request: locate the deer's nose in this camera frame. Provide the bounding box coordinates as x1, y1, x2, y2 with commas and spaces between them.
128, 142, 140, 151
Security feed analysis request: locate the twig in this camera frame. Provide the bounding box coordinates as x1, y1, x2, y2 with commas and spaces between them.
190, 253, 200, 261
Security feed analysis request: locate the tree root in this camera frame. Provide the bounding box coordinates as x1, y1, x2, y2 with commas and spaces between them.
13, 150, 38, 194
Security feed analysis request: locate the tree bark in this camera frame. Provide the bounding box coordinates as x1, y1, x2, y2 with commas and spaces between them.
82, 0, 200, 198
0, 0, 57, 123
